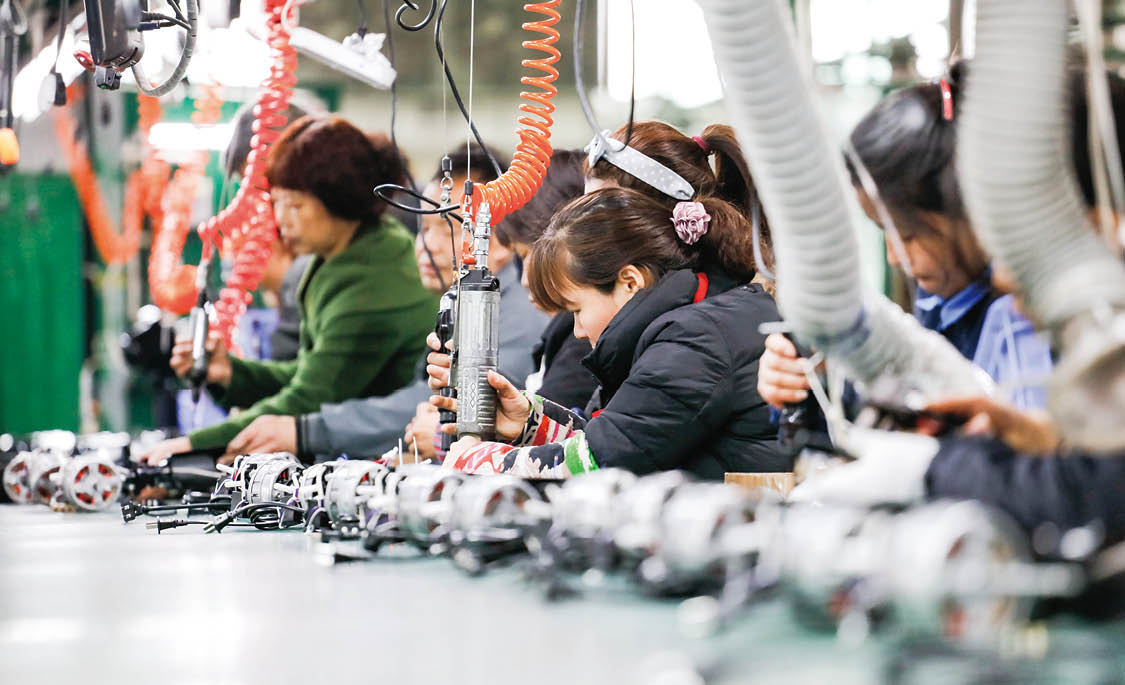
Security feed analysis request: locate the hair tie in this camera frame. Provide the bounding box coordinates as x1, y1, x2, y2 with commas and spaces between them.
692, 135, 710, 153
939, 78, 954, 121
671, 201, 711, 245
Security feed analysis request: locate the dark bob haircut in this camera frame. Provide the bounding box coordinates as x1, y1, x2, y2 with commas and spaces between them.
266, 115, 407, 224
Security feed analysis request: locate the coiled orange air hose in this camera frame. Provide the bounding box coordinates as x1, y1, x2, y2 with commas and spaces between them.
469, 0, 560, 228
197, 0, 297, 350
147, 83, 223, 314
147, 0, 296, 351
54, 90, 169, 265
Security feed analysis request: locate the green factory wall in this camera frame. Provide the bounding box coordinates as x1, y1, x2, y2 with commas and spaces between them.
0, 174, 84, 433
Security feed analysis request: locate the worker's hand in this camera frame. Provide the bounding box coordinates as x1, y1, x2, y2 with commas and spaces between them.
925, 395, 1060, 454
430, 370, 531, 443
136, 436, 192, 466
425, 332, 452, 392
402, 403, 439, 463
443, 435, 483, 470
225, 415, 297, 459
169, 331, 233, 387
758, 333, 812, 410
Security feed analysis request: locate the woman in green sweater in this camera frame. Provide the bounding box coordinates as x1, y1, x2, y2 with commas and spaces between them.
140, 116, 437, 465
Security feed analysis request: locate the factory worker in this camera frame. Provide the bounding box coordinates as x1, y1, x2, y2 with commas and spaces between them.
139, 115, 436, 465
225, 144, 548, 462
471, 148, 599, 414
759, 62, 1054, 417
427, 186, 786, 479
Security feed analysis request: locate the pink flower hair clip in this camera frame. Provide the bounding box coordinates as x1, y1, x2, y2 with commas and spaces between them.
671, 201, 711, 245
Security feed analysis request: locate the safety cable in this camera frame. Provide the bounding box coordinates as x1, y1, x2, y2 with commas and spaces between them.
355, 0, 369, 35
372, 0, 503, 220
574, 0, 637, 153
466, 0, 475, 180
381, 0, 444, 290
623, 0, 635, 145
573, 0, 605, 148
433, 0, 501, 177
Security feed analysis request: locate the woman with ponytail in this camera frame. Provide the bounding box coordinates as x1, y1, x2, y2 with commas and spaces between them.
425, 187, 786, 479
584, 121, 774, 293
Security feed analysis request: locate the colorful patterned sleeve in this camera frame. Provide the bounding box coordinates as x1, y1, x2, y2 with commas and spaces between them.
445, 393, 599, 479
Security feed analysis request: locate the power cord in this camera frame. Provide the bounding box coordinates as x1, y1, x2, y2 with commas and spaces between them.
204, 502, 306, 533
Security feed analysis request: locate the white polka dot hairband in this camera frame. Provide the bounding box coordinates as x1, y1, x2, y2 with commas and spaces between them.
584, 130, 694, 201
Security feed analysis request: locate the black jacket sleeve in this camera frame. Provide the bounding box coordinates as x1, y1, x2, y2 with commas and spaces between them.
925, 436, 1125, 548
583, 311, 734, 474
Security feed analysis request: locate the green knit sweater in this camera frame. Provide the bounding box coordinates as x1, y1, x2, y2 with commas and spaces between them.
188, 217, 437, 450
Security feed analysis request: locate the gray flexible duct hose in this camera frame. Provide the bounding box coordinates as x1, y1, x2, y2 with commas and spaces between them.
960, 0, 1125, 329
698, 0, 988, 397
959, 0, 1125, 451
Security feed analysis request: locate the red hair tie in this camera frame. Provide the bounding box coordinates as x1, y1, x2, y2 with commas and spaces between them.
692, 135, 710, 153
939, 78, 954, 121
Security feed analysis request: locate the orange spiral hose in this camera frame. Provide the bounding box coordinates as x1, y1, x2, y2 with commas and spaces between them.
470, 0, 561, 228
204, 0, 297, 351
148, 85, 223, 314
147, 0, 297, 351
149, 151, 209, 314
129, 96, 171, 253
54, 91, 170, 265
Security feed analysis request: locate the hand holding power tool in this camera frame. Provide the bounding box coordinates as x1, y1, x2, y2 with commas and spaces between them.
451, 198, 502, 441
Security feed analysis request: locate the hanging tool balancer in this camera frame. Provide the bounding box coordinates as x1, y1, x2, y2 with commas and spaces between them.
450, 182, 501, 442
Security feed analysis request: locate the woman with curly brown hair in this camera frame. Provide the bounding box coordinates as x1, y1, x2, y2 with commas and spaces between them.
140, 115, 437, 464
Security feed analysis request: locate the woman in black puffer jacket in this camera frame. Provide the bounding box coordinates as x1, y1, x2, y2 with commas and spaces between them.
426, 187, 786, 480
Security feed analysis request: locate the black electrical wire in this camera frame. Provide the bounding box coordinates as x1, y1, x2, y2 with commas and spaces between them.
374, 183, 463, 219
382, 0, 401, 160
147, 518, 257, 532
381, 0, 446, 289
205, 501, 305, 533
434, 0, 502, 178
394, 0, 436, 32
355, 0, 369, 35
573, 0, 602, 137
373, 0, 506, 216
574, 0, 635, 148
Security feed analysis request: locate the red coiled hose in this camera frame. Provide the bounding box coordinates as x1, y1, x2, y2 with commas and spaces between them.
148, 150, 208, 314
201, 0, 297, 350
469, 0, 561, 228
55, 90, 169, 265
148, 0, 296, 350
147, 83, 223, 314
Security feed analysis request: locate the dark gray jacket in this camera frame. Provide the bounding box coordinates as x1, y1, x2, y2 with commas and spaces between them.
297, 260, 548, 459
